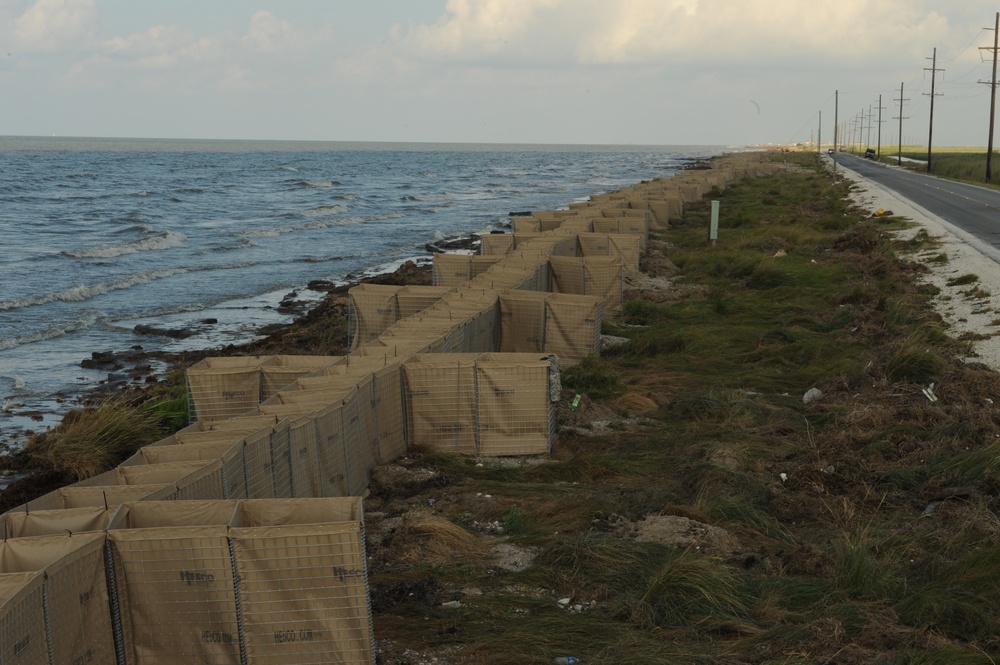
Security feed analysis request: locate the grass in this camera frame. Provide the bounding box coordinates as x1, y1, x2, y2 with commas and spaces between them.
29, 398, 167, 479
365, 151, 1000, 663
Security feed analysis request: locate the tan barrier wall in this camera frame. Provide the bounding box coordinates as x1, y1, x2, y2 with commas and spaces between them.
1, 505, 114, 539
260, 355, 341, 400
187, 364, 262, 423
348, 284, 400, 349
589, 218, 649, 250
576, 233, 642, 270
396, 285, 452, 319
480, 233, 546, 256
0, 572, 48, 665
231, 498, 373, 664
402, 354, 558, 456
105, 498, 372, 665
549, 255, 624, 312
187, 358, 340, 424
476, 359, 556, 455
432, 254, 504, 287
106, 503, 242, 665
498, 290, 603, 366
0, 532, 115, 665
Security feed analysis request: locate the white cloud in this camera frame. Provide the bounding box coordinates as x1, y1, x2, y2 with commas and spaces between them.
242, 10, 329, 56
103, 25, 195, 59
11, 0, 98, 52
400, 0, 959, 67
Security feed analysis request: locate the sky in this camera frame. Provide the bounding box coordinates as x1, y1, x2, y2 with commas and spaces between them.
3, 0, 1000, 146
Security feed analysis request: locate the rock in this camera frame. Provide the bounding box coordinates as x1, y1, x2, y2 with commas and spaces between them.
803, 387, 823, 404
307, 279, 339, 292
133, 324, 195, 339
81, 351, 122, 370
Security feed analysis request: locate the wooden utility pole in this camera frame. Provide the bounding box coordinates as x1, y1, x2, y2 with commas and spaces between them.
833, 90, 838, 174
982, 12, 1000, 181
866, 104, 873, 149
876, 94, 884, 157
894, 82, 908, 166
924, 47, 943, 172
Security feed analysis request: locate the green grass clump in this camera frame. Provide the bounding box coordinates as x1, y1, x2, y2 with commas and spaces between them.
946, 273, 979, 287
561, 357, 623, 399
31, 399, 166, 479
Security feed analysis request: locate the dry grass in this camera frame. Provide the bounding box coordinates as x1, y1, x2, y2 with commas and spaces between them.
28, 398, 166, 479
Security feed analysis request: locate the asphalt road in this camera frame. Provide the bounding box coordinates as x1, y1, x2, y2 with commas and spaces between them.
832, 153, 1000, 254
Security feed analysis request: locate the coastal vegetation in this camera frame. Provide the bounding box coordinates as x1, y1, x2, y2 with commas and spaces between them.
5, 150, 1000, 662
367, 152, 1000, 663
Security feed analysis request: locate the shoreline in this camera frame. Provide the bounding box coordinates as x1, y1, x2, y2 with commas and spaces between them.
0, 231, 481, 452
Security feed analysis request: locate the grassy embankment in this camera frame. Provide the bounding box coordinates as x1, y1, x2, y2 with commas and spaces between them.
368, 152, 1000, 664
10, 150, 1000, 663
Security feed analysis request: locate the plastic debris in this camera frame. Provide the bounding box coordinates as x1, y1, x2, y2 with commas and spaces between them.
779, 472, 788, 482
571, 394, 582, 410
922, 383, 938, 403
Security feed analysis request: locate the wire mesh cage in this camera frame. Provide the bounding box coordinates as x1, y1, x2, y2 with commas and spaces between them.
1, 533, 117, 665
0, 572, 48, 665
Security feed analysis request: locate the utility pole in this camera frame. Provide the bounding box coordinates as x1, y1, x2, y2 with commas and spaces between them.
833, 90, 838, 174
924, 47, 943, 172
818, 111, 822, 155
866, 104, 873, 149
876, 94, 885, 157
894, 82, 909, 166
981, 12, 1000, 181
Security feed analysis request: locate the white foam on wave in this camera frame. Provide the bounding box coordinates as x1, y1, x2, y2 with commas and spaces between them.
0, 262, 251, 313
63, 231, 186, 259
301, 204, 348, 217
238, 213, 402, 240
403, 193, 453, 202
0, 310, 104, 351
303, 180, 335, 188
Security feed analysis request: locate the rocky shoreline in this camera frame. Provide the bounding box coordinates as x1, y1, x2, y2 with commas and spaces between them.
1, 232, 483, 445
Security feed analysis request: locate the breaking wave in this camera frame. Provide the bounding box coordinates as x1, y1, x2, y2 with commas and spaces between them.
62, 231, 186, 259
0, 263, 252, 312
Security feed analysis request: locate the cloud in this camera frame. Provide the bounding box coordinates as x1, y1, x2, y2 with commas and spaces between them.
10, 0, 98, 52
400, 0, 957, 67
242, 10, 329, 56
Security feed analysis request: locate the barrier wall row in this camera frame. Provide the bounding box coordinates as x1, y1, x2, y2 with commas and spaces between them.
0, 498, 372, 665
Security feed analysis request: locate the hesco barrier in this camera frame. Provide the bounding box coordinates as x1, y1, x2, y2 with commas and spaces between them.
548, 255, 624, 312
432, 254, 505, 288
576, 233, 643, 270
0, 157, 775, 663
0, 571, 47, 664
186, 356, 342, 423
402, 353, 559, 456
0, 532, 115, 665
498, 290, 603, 366
347, 284, 453, 350
1, 505, 115, 538
105, 497, 372, 665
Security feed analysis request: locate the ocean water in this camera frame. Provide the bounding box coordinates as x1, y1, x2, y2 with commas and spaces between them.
0, 136, 723, 443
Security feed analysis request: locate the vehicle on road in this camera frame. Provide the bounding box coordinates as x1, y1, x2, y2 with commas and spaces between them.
864, 148, 877, 159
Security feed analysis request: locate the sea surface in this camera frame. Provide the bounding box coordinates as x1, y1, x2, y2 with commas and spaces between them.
0, 136, 725, 445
